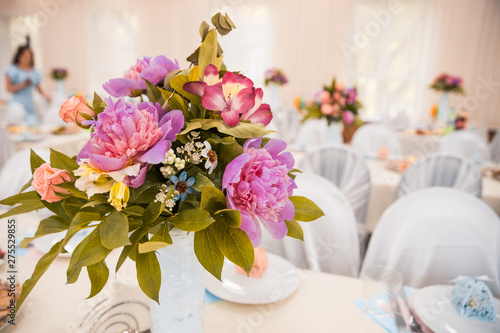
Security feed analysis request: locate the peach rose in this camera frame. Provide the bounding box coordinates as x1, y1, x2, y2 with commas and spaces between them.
336, 82, 345, 91
32, 163, 72, 203
59, 96, 95, 127
320, 91, 332, 104
321, 103, 334, 115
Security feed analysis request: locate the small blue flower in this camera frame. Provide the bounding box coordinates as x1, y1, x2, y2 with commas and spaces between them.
170, 171, 196, 202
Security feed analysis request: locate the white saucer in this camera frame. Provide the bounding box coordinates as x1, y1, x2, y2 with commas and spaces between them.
205, 253, 300, 304
413, 285, 500, 333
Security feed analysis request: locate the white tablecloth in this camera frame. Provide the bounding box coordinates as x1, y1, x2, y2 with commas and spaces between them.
397, 132, 441, 156
10, 128, 88, 157
0, 212, 384, 333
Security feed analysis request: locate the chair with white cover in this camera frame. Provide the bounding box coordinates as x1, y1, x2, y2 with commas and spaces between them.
0, 148, 50, 201
396, 152, 482, 199
439, 130, 490, 164
490, 130, 500, 163
361, 187, 500, 297
261, 172, 360, 277
350, 123, 402, 158
0, 126, 15, 170
298, 144, 370, 249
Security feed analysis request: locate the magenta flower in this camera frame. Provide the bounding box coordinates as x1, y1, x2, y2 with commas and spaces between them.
200, 71, 256, 126
342, 110, 355, 125
103, 56, 179, 97
222, 137, 296, 246
345, 88, 357, 105
183, 64, 221, 96
77, 97, 184, 187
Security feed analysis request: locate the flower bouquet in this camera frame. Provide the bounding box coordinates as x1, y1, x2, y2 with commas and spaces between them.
430, 73, 464, 94
0, 12, 323, 316
299, 78, 362, 126
51, 67, 68, 81
264, 68, 288, 86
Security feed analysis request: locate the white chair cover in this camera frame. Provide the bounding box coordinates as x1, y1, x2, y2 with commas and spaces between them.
396, 152, 482, 198
361, 187, 500, 297
350, 123, 402, 158
0, 148, 50, 201
294, 119, 343, 150
490, 130, 500, 163
261, 172, 360, 277
439, 130, 490, 163
298, 144, 370, 236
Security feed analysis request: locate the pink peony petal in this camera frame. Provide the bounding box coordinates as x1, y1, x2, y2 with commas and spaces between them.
240, 210, 262, 247
135, 139, 171, 164
259, 217, 288, 240
243, 137, 262, 150
151, 55, 179, 73
276, 151, 295, 170
280, 199, 295, 221
222, 153, 251, 189
159, 110, 185, 142
140, 66, 168, 86
264, 139, 287, 157
125, 163, 149, 188
103, 78, 135, 97
89, 153, 129, 172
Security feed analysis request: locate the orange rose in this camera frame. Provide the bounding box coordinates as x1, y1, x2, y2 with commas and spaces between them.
58, 96, 95, 127
32, 163, 72, 203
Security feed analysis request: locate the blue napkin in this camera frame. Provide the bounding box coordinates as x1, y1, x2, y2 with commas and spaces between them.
205, 289, 222, 304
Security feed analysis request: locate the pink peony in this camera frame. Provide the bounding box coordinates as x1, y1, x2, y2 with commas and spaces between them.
320, 91, 332, 104
32, 163, 72, 203
223, 137, 296, 246
342, 110, 355, 125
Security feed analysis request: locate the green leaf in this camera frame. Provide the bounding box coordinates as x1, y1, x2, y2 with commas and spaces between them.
0, 200, 45, 219
218, 140, 244, 167
143, 201, 165, 225
285, 219, 304, 241
138, 222, 173, 254
191, 119, 274, 139
66, 211, 101, 239
194, 224, 224, 280
213, 209, 241, 228
87, 260, 109, 298
144, 79, 165, 105
122, 206, 145, 216
192, 173, 214, 192
92, 92, 106, 115
16, 240, 63, 311
49, 149, 79, 172
100, 211, 131, 249
178, 120, 202, 136
138, 241, 169, 253
200, 186, 226, 214
198, 29, 217, 80
19, 177, 33, 193
170, 74, 202, 105
136, 252, 161, 303
21, 215, 70, 248
0, 191, 39, 206
115, 223, 158, 272
169, 208, 215, 231
30, 149, 46, 174
290, 196, 325, 222
213, 219, 254, 275
199, 20, 210, 39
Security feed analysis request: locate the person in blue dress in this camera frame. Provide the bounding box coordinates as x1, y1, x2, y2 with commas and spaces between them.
4, 45, 51, 124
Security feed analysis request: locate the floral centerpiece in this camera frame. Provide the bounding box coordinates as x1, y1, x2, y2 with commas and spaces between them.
430, 73, 464, 124
0, 13, 323, 323
430, 73, 464, 94
51, 67, 68, 81
299, 78, 362, 126
264, 68, 288, 86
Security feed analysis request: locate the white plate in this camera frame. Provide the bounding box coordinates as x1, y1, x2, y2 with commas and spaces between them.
31, 228, 92, 257
205, 253, 300, 304
413, 285, 500, 333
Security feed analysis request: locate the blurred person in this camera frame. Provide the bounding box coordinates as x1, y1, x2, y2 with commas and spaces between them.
4, 43, 51, 124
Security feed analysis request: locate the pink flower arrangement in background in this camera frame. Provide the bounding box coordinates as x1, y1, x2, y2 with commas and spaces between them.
223, 137, 296, 246
32, 163, 72, 203
59, 95, 96, 127
430, 73, 464, 94
264, 68, 288, 86
103, 55, 180, 97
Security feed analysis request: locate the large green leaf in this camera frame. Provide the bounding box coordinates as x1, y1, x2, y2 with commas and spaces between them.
192, 173, 214, 192
115, 223, 158, 272
138, 223, 173, 254
168, 208, 215, 231
145, 79, 165, 105
0, 200, 45, 219
49, 149, 79, 172
290, 196, 324, 222
186, 119, 274, 139
194, 224, 224, 280
0, 191, 39, 205
122, 206, 145, 217
212, 219, 254, 275
100, 211, 131, 249
30, 149, 46, 173
143, 201, 165, 225
285, 219, 304, 241
200, 186, 226, 214
198, 29, 218, 80
136, 252, 161, 303
16, 240, 63, 311
87, 260, 109, 298
21, 215, 70, 248
213, 209, 241, 228
66, 211, 101, 239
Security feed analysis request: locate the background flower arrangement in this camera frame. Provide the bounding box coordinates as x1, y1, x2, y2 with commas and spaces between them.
298, 78, 362, 126
0, 12, 323, 310
430, 73, 464, 94
51, 67, 68, 81
264, 68, 288, 86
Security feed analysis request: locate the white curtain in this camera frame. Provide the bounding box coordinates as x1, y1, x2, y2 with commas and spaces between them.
0, 0, 498, 128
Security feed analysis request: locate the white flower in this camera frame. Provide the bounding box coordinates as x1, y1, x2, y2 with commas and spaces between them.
201, 141, 218, 174
165, 198, 176, 211
195, 141, 205, 149
174, 158, 186, 170
164, 149, 176, 165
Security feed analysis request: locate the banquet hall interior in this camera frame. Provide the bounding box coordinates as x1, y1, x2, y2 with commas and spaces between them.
0, 0, 500, 332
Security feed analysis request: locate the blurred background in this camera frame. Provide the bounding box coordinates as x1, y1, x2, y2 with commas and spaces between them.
0, 0, 499, 128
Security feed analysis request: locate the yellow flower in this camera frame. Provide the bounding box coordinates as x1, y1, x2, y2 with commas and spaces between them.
108, 182, 130, 211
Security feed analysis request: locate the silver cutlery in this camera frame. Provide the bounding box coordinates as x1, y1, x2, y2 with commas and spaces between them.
400, 287, 423, 333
